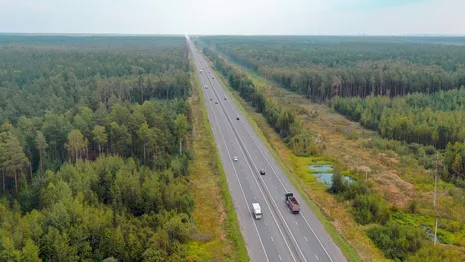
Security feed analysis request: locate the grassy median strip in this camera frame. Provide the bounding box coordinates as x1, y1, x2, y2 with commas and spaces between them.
200, 52, 382, 262
188, 57, 249, 262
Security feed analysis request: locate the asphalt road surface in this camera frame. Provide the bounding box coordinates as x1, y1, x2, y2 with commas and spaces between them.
187, 36, 347, 262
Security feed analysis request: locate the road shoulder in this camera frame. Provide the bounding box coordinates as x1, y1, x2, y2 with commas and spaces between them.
188, 55, 249, 261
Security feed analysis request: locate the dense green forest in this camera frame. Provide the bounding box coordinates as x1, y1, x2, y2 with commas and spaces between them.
0, 36, 198, 261
0, 36, 190, 124
200, 36, 465, 100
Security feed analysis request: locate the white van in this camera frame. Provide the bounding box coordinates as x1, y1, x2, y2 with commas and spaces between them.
252, 203, 262, 220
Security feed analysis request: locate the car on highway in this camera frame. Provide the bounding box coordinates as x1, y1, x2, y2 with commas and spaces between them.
212, 77, 215, 79
233, 156, 238, 162
215, 101, 218, 104
210, 98, 212, 101
205, 85, 208, 89
259, 169, 265, 175
252, 203, 262, 220
236, 116, 240, 120
224, 97, 227, 100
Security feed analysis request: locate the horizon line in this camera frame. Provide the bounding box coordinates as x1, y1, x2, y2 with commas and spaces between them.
1, 32, 465, 37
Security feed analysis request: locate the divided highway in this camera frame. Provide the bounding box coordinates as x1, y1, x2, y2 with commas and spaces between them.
187, 36, 347, 262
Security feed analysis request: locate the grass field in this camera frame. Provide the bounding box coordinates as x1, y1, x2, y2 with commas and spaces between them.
188, 57, 248, 262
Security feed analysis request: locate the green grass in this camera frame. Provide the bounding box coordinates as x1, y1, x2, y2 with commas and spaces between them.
393, 211, 465, 246
189, 56, 248, 262
203, 53, 363, 262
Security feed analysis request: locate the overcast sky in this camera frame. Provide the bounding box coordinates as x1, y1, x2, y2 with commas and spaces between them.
0, 0, 462, 35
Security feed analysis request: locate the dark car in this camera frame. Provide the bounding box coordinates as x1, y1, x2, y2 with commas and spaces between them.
259, 169, 265, 175
215, 102, 218, 104
224, 97, 227, 100
236, 116, 240, 120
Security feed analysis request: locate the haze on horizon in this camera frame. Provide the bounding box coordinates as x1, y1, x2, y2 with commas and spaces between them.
0, 0, 462, 36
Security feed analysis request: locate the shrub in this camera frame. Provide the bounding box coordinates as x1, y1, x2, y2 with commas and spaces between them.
352, 194, 391, 225
342, 181, 369, 200
367, 222, 424, 260
407, 245, 462, 262
328, 172, 347, 194
408, 200, 418, 214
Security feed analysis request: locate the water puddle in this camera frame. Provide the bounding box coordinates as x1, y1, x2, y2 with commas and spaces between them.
308, 164, 353, 187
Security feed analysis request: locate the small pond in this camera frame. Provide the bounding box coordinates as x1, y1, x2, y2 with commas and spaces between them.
308, 164, 353, 187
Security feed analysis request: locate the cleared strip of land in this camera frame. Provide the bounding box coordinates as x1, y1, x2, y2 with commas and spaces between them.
188, 58, 248, 261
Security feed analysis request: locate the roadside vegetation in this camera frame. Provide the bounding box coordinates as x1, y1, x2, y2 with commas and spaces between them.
188, 58, 247, 261
202, 47, 322, 157
197, 36, 465, 261
199, 44, 366, 261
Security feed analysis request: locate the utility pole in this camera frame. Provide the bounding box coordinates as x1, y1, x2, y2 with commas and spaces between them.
433, 152, 439, 244
434, 152, 438, 208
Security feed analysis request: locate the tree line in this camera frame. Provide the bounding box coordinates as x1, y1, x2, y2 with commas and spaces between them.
200, 36, 465, 70
0, 99, 191, 195
199, 36, 465, 101
0, 35, 190, 124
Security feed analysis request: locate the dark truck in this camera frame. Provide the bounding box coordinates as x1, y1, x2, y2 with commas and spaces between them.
285, 193, 300, 214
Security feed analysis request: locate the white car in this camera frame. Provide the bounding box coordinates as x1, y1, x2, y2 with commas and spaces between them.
233, 156, 238, 162
252, 203, 262, 220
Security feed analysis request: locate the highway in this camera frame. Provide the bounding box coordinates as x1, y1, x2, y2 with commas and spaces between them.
187, 36, 347, 262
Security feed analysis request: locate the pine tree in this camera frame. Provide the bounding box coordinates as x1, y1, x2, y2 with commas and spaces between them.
35, 131, 48, 174
173, 114, 189, 154
3, 133, 28, 193
92, 125, 107, 156
66, 130, 87, 163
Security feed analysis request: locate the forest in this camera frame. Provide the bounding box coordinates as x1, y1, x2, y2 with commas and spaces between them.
199, 36, 465, 186
200, 36, 465, 101
0, 35, 196, 261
